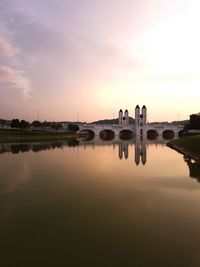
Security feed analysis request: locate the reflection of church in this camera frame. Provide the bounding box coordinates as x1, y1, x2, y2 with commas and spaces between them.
118, 106, 167, 166
135, 136, 147, 165
118, 136, 147, 165
118, 143, 129, 160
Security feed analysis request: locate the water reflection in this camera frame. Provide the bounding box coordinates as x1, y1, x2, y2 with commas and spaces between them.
77, 135, 169, 167
119, 143, 129, 160
0, 136, 199, 178
118, 137, 147, 165
1, 136, 200, 266
184, 156, 200, 182
0, 135, 172, 174
0, 139, 79, 154
135, 137, 146, 165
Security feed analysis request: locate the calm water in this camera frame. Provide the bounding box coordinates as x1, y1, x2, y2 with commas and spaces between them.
0, 137, 200, 267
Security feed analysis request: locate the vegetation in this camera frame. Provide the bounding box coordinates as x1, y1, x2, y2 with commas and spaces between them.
184, 157, 200, 181
0, 129, 76, 143
51, 122, 63, 130
0, 118, 80, 143
169, 135, 200, 155
92, 117, 135, 125
0, 118, 65, 130
12, 119, 63, 130
0, 140, 80, 154
171, 120, 189, 125
184, 114, 200, 130
11, 119, 30, 129
68, 123, 79, 132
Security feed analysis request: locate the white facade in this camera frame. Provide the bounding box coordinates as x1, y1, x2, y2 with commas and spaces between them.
118, 109, 123, 125
118, 109, 129, 126
135, 105, 147, 136
124, 109, 129, 126
78, 105, 184, 137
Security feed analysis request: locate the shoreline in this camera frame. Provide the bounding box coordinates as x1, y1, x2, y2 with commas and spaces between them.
0, 130, 77, 143
167, 137, 200, 165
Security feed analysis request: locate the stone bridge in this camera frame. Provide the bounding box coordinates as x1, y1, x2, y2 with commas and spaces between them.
78, 105, 184, 140
78, 124, 133, 136
145, 124, 184, 138
78, 123, 184, 139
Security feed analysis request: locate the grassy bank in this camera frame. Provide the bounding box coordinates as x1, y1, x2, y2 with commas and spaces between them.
167, 135, 200, 164
168, 135, 200, 155
0, 129, 77, 143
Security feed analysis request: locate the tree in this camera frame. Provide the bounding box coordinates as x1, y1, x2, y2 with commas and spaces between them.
189, 114, 200, 130
68, 124, 79, 132
51, 123, 63, 131
11, 119, 30, 129
42, 121, 52, 127
31, 120, 43, 127
19, 120, 30, 129
11, 119, 20, 128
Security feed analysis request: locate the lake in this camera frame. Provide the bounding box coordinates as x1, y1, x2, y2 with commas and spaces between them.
0, 137, 200, 267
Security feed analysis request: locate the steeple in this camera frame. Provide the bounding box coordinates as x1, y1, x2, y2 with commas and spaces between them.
142, 105, 147, 125
135, 105, 140, 127
119, 109, 123, 125
124, 109, 129, 125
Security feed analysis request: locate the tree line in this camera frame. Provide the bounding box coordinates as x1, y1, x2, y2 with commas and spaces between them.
0, 118, 80, 132
10, 119, 64, 130
185, 114, 200, 130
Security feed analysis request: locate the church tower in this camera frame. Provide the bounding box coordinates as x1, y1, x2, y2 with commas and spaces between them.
135, 105, 140, 125
124, 109, 129, 126
135, 105, 147, 136
134, 135, 147, 166
135, 105, 140, 135
142, 105, 147, 125
119, 109, 123, 125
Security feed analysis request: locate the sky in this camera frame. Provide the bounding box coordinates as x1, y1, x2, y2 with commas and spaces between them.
0, 0, 200, 122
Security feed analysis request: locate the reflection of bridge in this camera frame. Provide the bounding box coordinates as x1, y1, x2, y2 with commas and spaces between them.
78, 135, 171, 166
118, 138, 146, 165
78, 105, 184, 139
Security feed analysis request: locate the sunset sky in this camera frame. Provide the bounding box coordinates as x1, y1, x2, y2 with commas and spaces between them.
0, 0, 200, 122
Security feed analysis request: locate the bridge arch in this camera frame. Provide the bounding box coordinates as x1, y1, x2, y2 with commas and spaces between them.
79, 129, 95, 140
178, 129, 185, 137
119, 129, 133, 140
99, 129, 115, 141
147, 129, 158, 140
162, 129, 175, 140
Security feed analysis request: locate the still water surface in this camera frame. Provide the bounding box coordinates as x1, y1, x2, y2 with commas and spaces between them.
0, 137, 200, 267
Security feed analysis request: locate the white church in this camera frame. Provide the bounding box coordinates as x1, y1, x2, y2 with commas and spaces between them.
118, 105, 147, 136
78, 105, 183, 138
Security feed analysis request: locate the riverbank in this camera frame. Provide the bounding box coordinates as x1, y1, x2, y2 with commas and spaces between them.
0, 129, 77, 143
167, 135, 200, 164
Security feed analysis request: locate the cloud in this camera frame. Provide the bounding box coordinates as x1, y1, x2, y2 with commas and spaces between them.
0, 33, 31, 100
0, 66, 16, 79
0, 65, 32, 99
0, 36, 19, 58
